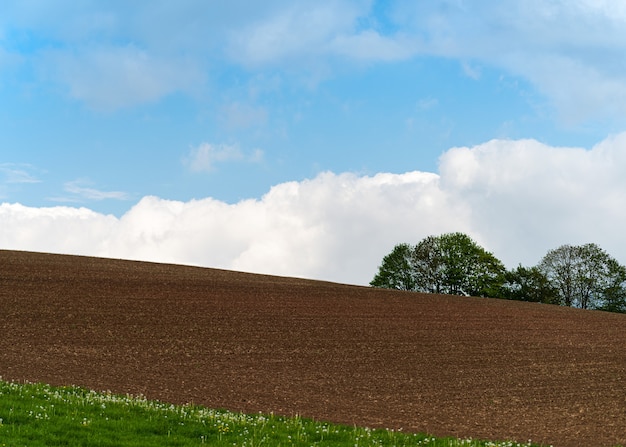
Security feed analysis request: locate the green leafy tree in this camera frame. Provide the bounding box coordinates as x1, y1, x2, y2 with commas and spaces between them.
597, 259, 626, 313
434, 232, 506, 297
370, 243, 416, 291
500, 265, 559, 304
372, 233, 506, 297
538, 243, 626, 310
411, 235, 445, 294
538, 244, 577, 307
596, 259, 626, 313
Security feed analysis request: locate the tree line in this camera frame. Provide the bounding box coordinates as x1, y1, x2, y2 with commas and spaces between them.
370, 232, 626, 313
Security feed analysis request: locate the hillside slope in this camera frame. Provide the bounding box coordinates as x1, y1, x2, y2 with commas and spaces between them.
1, 250, 625, 447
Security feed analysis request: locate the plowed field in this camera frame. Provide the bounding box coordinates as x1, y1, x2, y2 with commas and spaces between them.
1, 250, 625, 446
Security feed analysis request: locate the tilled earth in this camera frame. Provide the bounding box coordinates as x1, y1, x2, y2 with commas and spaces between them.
1, 250, 625, 447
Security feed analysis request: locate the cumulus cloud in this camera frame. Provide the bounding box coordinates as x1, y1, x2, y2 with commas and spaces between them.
438, 135, 626, 266
2, 134, 626, 286
0, 203, 118, 254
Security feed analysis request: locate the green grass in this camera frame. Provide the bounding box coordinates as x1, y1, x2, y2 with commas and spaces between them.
0, 379, 547, 447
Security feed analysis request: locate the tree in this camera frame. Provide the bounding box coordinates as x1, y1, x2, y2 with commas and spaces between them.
411, 235, 445, 294
538, 243, 626, 310
370, 243, 416, 291
432, 232, 506, 297
538, 245, 576, 306
372, 233, 506, 297
596, 259, 626, 313
500, 265, 559, 304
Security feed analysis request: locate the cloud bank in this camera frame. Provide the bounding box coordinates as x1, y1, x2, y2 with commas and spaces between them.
2, 135, 626, 286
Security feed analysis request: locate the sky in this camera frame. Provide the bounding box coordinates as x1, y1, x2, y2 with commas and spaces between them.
1, 0, 626, 285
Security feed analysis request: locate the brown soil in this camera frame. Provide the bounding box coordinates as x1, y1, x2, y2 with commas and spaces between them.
1, 250, 625, 447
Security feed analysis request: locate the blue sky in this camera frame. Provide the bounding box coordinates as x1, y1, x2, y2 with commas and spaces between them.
2, 1, 626, 284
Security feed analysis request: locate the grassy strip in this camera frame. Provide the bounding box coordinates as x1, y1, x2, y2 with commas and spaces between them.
0, 379, 547, 447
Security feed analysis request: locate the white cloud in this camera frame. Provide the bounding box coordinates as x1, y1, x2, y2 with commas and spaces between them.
0, 164, 41, 200
0, 203, 118, 254
220, 102, 269, 130
514, 54, 626, 125
184, 143, 263, 172
226, 1, 421, 68
58, 180, 129, 201
0, 163, 41, 184
398, 1, 626, 124
226, 2, 364, 66
461, 61, 481, 80
3, 133, 626, 286
220, 1, 626, 124
8, 1, 626, 122
329, 30, 416, 62
416, 97, 438, 111
41, 44, 203, 110
438, 135, 626, 266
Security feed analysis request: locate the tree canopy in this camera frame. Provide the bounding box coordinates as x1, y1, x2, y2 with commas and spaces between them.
371, 232, 505, 298
499, 265, 559, 304
369, 243, 415, 291
371, 234, 626, 313
538, 243, 626, 311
